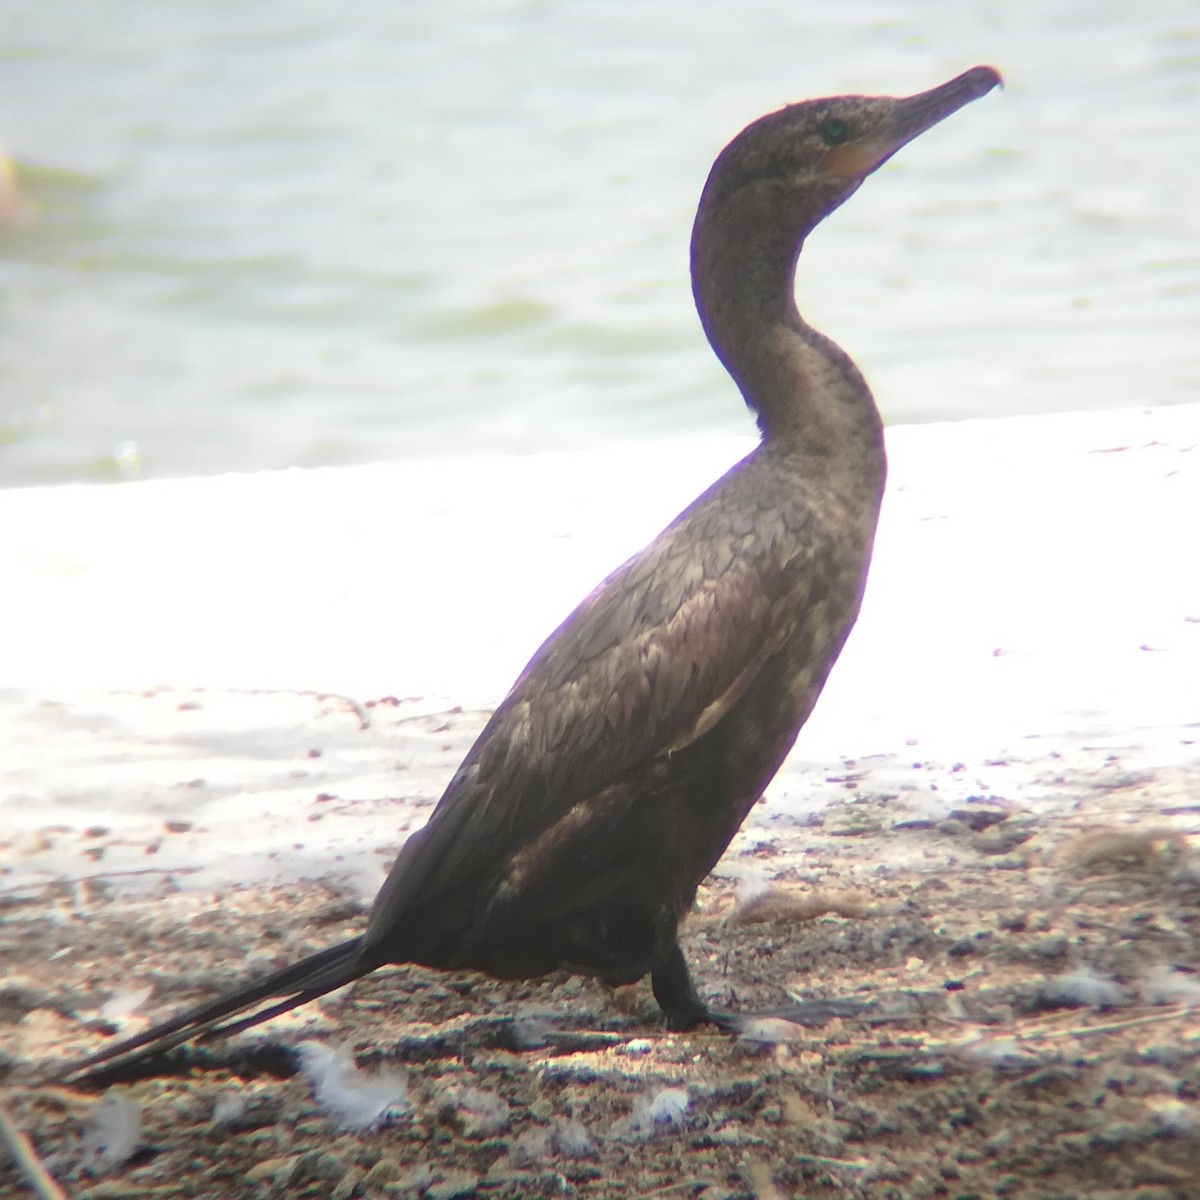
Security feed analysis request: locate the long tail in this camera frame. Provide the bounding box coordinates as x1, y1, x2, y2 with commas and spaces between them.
56, 935, 373, 1086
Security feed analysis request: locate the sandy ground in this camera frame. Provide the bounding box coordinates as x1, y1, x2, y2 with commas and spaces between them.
1, 403, 1198, 1198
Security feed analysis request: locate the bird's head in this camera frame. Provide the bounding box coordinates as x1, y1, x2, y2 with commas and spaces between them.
697, 66, 1002, 237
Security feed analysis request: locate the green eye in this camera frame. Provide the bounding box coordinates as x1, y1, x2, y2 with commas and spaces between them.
819, 117, 851, 147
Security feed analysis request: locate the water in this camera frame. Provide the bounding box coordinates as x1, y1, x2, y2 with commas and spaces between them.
1, 0, 1196, 487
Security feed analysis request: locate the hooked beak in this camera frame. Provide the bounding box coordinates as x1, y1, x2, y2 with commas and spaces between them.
825, 65, 1002, 180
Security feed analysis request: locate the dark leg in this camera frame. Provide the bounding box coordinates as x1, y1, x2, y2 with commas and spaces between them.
652, 937, 875, 1034
651, 939, 723, 1031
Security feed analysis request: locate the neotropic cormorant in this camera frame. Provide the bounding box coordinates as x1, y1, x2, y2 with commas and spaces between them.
59, 65, 1001, 1085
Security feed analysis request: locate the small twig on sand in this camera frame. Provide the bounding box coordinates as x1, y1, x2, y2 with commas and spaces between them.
1020, 1006, 1194, 1042
792, 1153, 870, 1171
0, 1098, 69, 1200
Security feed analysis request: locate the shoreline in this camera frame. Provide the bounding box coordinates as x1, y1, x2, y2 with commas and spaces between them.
2, 402, 1196, 894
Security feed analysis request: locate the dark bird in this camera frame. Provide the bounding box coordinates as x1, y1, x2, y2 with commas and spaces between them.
59, 65, 1001, 1084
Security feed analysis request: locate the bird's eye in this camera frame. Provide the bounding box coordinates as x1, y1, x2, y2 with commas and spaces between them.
819, 117, 851, 147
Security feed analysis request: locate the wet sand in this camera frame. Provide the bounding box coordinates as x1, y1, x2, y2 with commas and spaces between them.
2, 402, 1195, 897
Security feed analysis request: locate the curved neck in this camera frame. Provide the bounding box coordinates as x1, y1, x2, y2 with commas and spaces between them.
689, 182, 885, 484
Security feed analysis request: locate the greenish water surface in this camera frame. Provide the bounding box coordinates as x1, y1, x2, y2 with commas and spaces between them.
0, 0, 1196, 486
